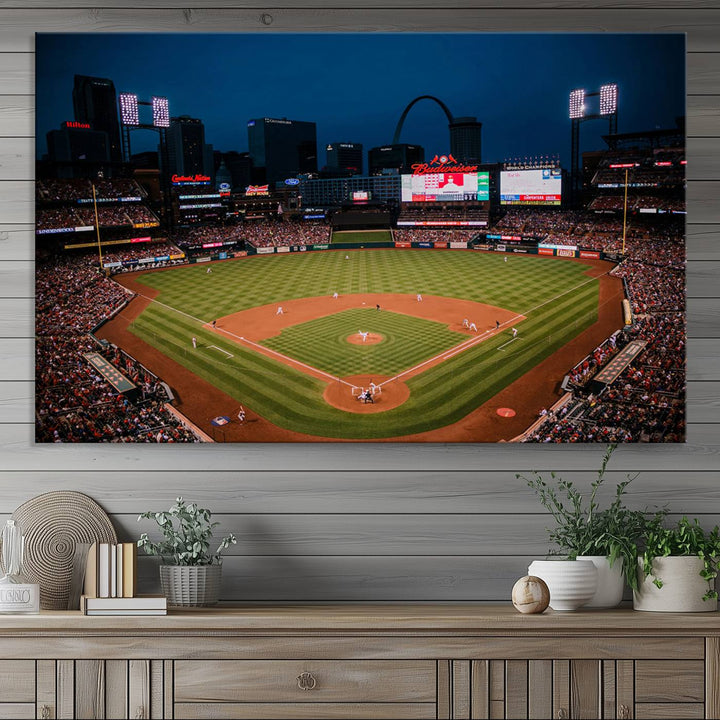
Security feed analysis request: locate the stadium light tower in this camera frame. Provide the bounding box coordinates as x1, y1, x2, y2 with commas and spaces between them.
569, 83, 618, 205
118, 92, 170, 162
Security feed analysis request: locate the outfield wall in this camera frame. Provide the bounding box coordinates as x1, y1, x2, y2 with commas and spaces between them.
187, 241, 612, 263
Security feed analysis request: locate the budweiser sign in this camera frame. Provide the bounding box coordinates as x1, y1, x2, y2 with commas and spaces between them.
412, 153, 478, 175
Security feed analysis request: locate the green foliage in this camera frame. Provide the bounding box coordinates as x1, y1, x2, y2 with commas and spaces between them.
517, 444, 666, 591
640, 516, 720, 600
137, 497, 237, 566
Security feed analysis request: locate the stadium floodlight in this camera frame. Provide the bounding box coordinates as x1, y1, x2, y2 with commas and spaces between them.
569, 89, 585, 119
119, 93, 139, 126
152, 96, 170, 128
600, 83, 618, 115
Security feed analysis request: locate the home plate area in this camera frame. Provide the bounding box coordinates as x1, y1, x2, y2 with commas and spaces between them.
324, 375, 410, 414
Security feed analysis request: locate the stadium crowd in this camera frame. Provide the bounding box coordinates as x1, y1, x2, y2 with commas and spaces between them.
37, 178, 144, 202
37, 204, 159, 231
99, 241, 187, 274
392, 228, 480, 244
521, 214, 686, 443
242, 219, 330, 248
173, 225, 245, 249
36, 253, 202, 443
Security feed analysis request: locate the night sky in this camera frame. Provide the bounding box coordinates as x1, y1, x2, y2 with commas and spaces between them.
35, 33, 685, 167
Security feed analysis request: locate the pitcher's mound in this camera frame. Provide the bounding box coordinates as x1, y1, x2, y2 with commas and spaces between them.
346, 332, 383, 346
324, 374, 410, 413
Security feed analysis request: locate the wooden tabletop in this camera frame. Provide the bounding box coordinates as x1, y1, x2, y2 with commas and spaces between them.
0, 605, 717, 636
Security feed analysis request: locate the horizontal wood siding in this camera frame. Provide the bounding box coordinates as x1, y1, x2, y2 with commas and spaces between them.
0, 2, 717, 603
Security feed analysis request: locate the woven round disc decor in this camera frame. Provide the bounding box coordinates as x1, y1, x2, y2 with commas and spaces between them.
11, 491, 117, 610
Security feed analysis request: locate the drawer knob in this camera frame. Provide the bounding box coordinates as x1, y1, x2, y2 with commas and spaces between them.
40, 705, 51, 720
619, 704, 631, 719
557, 710, 567, 719
297, 671, 317, 691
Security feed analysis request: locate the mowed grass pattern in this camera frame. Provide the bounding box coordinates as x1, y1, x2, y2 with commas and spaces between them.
129, 250, 601, 438
263, 308, 468, 376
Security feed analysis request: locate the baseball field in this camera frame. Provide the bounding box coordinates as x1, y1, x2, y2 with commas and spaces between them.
100, 248, 623, 441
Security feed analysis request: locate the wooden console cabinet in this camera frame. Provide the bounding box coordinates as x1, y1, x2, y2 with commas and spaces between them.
0, 606, 717, 719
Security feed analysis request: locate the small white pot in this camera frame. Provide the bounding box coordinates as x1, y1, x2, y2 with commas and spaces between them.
577, 555, 624, 608
633, 556, 717, 613
528, 559, 598, 611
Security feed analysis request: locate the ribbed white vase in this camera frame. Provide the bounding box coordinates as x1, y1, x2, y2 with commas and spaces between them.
528, 559, 598, 611
577, 556, 624, 608
633, 556, 718, 612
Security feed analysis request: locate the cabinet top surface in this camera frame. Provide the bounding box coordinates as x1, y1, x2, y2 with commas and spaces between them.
0, 605, 718, 635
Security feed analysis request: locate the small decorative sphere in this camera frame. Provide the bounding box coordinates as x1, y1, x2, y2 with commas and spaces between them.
512, 575, 550, 614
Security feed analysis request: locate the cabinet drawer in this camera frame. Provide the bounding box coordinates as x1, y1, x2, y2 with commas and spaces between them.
175, 702, 437, 719
0, 705, 35, 719
635, 660, 704, 702
174, 660, 436, 703
0, 661, 35, 702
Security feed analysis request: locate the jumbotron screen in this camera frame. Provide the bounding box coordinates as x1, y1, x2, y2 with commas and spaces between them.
401, 172, 490, 202
500, 169, 562, 205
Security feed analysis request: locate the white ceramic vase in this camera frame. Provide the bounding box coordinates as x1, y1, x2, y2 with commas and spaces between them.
633, 556, 718, 613
527, 559, 598, 611
577, 555, 624, 608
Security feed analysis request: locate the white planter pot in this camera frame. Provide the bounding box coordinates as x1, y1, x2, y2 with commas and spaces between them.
577, 556, 624, 608
633, 556, 717, 613
527, 559, 598, 611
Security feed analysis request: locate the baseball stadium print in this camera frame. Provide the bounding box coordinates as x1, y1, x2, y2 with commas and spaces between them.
35, 33, 686, 443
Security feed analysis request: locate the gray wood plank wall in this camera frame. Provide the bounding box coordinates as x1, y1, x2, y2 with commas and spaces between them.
1, 2, 718, 603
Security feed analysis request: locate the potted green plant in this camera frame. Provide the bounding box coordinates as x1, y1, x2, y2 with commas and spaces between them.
137, 497, 237, 607
519, 444, 665, 608
633, 516, 720, 612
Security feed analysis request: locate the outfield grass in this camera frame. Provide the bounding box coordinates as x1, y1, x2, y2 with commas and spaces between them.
262, 308, 468, 376
128, 249, 600, 439
331, 230, 393, 244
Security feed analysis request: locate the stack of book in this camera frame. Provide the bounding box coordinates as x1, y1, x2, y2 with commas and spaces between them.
81, 542, 167, 615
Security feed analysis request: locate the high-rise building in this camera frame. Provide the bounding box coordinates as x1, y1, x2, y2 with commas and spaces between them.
165, 115, 214, 181
449, 117, 482, 163
72, 75, 122, 162
326, 142, 363, 175
368, 144, 424, 175
219, 151, 254, 191
46, 122, 111, 178
247, 117, 317, 186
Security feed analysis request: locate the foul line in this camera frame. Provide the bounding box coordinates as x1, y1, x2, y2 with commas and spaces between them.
133, 291, 352, 387
497, 337, 520, 351
208, 345, 233, 358
381, 270, 609, 388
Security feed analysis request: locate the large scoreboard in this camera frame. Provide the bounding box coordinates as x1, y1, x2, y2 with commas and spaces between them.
401, 172, 490, 203
500, 169, 562, 205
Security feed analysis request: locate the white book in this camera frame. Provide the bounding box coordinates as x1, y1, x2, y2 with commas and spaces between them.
110, 544, 117, 598
83, 595, 167, 611
116, 544, 124, 598
98, 543, 111, 598
85, 609, 167, 616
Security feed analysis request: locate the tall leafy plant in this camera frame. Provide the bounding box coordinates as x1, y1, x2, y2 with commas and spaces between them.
518, 444, 666, 591
138, 497, 236, 566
